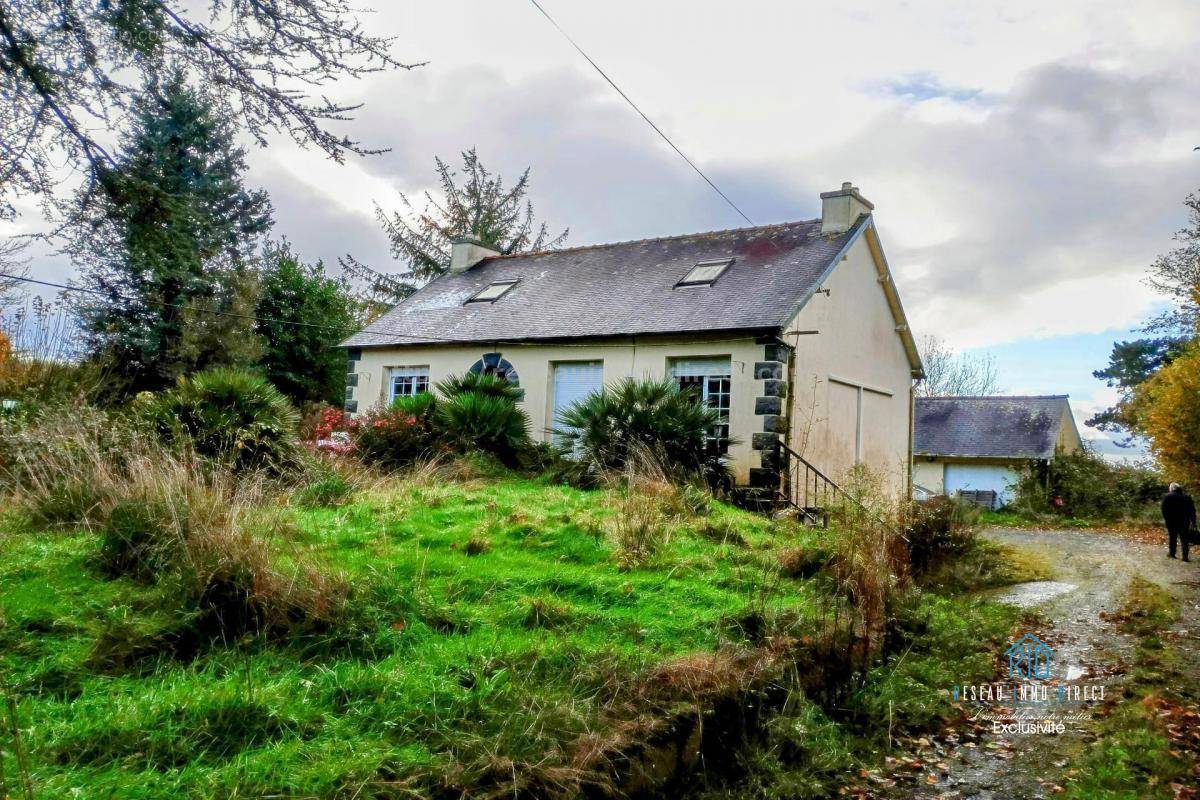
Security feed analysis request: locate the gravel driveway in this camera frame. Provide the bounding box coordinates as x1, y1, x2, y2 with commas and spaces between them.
873, 526, 1200, 800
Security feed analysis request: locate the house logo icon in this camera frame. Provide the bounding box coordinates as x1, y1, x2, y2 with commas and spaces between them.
1005, 633, 1054, 680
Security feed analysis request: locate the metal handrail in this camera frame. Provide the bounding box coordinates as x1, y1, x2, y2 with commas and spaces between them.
773, 439, 896, 532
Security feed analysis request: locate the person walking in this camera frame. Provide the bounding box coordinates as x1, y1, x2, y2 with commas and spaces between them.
1161, 482, 1197, 562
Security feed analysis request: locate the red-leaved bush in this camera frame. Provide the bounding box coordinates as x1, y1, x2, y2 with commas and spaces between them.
353, 402, 441, 467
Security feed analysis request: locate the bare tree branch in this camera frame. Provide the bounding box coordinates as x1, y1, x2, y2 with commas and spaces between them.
916, 335, 1002, 397
0, 0, 421, 224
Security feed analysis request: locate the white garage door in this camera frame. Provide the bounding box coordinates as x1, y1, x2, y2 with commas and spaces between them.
552, 361, 604, 442
945, 464, 1020, 508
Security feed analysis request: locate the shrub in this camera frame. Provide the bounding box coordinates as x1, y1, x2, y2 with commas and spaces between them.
1013, 448, 1165, 521
556, 377, 728, 485
392, 390, 438, 419
778, 545, 830, 579
354, 403, 440, 468
906, 495, 978, 574
602, 473, 704, 568
436, 371, 524, 402
0, 404, 135, 527
96, 461, 343, 634
293, 466, 356, 508
435, 385, 531, 465
136, 367, 301, 472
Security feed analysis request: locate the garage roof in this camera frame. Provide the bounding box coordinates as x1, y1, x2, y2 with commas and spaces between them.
914, 395, 1075, 460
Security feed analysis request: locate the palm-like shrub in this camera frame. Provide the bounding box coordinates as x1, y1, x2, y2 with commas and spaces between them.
435, 391, 530, 465
392, 390, 438, 419
436, 371, 524, 402
556, 377, 728, 484
137, 367, 300, 472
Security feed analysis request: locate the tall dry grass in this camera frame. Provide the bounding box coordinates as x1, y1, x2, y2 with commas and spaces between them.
599, 445, 713, 568
0, 298, 110, 405
0, 407, 345, 633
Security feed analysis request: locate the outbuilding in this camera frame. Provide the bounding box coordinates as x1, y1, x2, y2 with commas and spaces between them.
913, 395, 1083, 508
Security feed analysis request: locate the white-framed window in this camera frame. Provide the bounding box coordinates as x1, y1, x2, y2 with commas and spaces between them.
670, 357, 732, 453
551, 360, 604, 448
677, 258, 733, 287
465, 280, 519, 304
389, 366, 430, 402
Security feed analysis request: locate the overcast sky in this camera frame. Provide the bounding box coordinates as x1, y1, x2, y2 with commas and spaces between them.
8, 0, 1200, 454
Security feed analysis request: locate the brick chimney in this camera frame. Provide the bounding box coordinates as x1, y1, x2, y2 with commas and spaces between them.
449, 235, 502, 273
820, 182, 874, 235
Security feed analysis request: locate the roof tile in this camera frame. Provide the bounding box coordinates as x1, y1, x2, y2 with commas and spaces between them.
342, 218, 855, 347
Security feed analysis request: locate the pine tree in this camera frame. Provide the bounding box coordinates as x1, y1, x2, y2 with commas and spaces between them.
72, 75, 272, 396
361, 149, 568, 301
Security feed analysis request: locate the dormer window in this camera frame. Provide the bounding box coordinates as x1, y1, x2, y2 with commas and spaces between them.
466, 279, 519, 304
677, 259, 733, 287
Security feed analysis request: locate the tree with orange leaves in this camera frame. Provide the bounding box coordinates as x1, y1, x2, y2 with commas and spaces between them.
1133, 340, 1200, 487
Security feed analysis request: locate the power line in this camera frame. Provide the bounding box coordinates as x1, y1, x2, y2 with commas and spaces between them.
0, 272, 779, 351
526, 0, 755, 227
0, 272, 492, 348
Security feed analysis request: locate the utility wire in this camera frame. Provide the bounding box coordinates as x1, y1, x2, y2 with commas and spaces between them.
0, 272, 778, 351
526, 0, 755, 227
0, 273, 496, 347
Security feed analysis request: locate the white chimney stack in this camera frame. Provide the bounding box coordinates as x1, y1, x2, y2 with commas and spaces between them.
449, 235, 502, 273
820, 182, 874, 235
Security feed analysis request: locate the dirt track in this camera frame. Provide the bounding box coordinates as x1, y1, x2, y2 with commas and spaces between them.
873, 526, 1200, 800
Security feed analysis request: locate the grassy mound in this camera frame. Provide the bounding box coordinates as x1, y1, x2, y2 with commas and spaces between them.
0, 468, 833, 798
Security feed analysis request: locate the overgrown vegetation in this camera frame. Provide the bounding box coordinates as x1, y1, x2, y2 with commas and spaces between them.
556, 377, 729, 487
136, 367, 302, 473
0, 393, 1030, 798
1062, 578, 1199, 799
1010, 448, 1165, 524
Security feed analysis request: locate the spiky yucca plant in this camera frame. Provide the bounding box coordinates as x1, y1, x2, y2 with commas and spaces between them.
556, 377, 729, 485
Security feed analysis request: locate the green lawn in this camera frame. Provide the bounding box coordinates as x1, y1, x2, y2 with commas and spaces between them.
0, 473, 831, 799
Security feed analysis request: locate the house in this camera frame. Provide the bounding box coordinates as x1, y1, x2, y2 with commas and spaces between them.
341, 183, 924, 501
912, 395, 1083, 508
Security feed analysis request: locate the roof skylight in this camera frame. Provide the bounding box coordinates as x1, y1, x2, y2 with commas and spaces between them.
677, 258, 733, 287
466, 279, 519, 304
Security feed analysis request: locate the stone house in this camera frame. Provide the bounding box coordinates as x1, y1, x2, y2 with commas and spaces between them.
341, 183, 923, 500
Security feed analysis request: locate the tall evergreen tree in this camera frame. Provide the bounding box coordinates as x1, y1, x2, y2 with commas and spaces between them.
255, 241, 361, 407
355, 149, 568, 303
72, 75, 272, 396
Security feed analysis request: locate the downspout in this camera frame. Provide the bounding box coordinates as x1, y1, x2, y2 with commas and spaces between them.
907, 378, 918, 508
783, 334, 798, 503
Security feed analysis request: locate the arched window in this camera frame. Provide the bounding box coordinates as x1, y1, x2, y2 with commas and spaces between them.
469, 352, 520, 386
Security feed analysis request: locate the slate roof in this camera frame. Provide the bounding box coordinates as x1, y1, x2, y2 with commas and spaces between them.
341, 218, 860, 347
914, 396, 1073, 460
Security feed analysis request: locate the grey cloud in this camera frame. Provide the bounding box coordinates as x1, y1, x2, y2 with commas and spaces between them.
833, 60, 1200, 315
260, 57, 1199, 349
332, 66, 810, 247
247, 162, 392, 271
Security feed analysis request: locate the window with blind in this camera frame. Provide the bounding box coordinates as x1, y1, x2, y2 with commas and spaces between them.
389, 366, 430, 403
669, 357, 732, 453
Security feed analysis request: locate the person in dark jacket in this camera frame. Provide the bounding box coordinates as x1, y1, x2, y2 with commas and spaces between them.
1161, 482, 1197, 562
